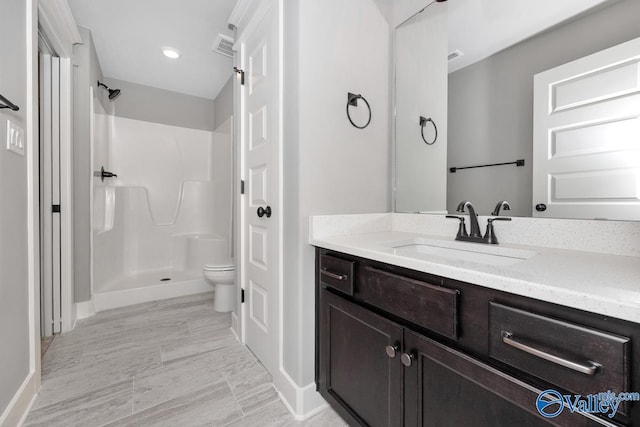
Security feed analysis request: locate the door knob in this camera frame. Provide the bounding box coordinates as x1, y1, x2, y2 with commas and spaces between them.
257, 206, 272, 218
385, 345, 399, 358
401, 352, 414, 367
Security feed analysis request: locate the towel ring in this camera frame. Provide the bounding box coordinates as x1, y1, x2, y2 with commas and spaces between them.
419, 116, 437, 145
346, 93, 372, 129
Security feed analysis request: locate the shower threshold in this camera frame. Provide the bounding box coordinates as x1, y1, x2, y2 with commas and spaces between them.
93, 268, 211, 312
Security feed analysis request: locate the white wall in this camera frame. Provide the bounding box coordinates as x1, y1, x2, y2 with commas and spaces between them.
103, 77, 216, 131
73, 27, 106, 303
0, 0, 38, 423
392, 0, 435, 27
282, 0, 391, 389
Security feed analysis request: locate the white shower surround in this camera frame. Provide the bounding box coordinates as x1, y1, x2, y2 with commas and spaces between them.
91, 113, 232, 311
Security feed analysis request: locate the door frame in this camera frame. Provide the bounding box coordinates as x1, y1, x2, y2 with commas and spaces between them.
38, 0, 82, 333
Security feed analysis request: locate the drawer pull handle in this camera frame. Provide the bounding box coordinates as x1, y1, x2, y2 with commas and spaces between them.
502, 332, 599, 376
321, 269, 347, 281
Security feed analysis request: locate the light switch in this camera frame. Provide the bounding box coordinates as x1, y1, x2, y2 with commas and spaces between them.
6, 119, 25, 156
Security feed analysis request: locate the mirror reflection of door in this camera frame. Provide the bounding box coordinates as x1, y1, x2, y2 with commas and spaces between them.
533, 36, 640, 221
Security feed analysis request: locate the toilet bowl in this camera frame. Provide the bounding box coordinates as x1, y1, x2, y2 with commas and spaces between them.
203, 262, 235, 312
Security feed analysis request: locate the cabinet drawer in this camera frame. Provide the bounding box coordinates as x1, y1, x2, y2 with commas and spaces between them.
489, 303, 630, 415
319, 254, 355, 296
360, 267, 459, 339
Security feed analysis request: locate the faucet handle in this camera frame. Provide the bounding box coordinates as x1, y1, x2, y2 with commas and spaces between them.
484, 217, 512, 244
487, 217, 512, 223
446, 215, 468, 239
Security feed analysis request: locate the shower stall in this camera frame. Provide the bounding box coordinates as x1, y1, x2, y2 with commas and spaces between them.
90, 91, 232, 311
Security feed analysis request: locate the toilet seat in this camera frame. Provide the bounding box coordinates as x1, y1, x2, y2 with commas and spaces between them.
203, 263, 234, 272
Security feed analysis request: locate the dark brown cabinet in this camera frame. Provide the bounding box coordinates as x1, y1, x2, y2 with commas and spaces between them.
315, 248, 638, 427
318, 290, 403, 426
403, 330, 600, 427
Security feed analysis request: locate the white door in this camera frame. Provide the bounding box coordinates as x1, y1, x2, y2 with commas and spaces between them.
533, 36, 640, 221
39, 51, 62, 336
240, 0, 281, 374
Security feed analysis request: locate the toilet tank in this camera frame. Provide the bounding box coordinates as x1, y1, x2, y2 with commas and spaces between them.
186, 234, 231, 270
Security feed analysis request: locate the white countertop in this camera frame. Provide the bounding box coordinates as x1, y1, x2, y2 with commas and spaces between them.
309, 214, 640, 324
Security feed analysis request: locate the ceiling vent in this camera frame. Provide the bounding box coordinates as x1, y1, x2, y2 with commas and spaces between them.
448, 49, 464, 62
213, 34, 234, 58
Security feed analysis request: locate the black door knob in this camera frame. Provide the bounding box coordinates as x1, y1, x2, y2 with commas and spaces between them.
257, 206, 272, 218
535, 203, 547, 212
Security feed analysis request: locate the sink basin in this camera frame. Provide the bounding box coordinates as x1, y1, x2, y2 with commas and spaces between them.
381, 238, 537, 266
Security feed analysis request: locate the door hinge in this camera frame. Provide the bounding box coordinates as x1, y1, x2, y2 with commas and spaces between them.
52, 204, 61, 213
233, 67, 245, 86
240, 180, 245, 195
241, 289, 245, 303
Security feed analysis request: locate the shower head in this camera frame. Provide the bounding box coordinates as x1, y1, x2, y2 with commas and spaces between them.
97, 81, 122, 101
108, 88, 121, 100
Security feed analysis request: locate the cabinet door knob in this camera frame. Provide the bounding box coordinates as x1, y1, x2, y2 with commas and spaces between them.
401, 352, 414, 367
385, 345, 399, 358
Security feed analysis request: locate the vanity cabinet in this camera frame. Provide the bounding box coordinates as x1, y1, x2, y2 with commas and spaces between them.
315, 248, 638, 427
318, 290, 403, 426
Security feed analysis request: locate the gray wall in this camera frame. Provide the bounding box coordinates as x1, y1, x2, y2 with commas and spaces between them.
282, 0, 390, 387
214, 77, 233, 130
73, 27, 106, 303
447, 0, 640, 217
0, 0, 31, 414
103, 78, 215, 131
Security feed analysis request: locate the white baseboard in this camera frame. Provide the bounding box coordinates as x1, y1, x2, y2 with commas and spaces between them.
75, 298, 96, 321
274, 368, 328, 420
0, 372, 37, 427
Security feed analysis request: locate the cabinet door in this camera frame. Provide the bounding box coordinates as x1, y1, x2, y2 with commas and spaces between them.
403, 330, 609, 427
319, 289, 403, 426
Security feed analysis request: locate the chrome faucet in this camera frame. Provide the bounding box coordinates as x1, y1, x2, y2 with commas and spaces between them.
456, 201, 482, 238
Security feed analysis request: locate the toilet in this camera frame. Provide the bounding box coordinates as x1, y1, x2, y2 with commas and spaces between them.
196, 235, 235, 312
203, 262, 235, 312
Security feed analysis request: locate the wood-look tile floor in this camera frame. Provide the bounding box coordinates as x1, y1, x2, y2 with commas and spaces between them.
27, 293, 346, 427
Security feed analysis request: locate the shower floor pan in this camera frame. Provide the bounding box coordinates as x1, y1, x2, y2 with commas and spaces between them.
93, 268, 211, 312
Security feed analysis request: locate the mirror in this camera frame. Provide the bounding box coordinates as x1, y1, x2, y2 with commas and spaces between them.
395, 3, 448, 214
394, 0, 640, 220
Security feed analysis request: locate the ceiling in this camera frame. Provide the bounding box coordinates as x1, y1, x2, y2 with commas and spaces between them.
68, 0, 237, 100
68, 0, 615, 99
447, 0, 613, 72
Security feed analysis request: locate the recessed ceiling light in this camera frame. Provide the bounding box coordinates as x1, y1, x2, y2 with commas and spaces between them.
162, 47, 181, 59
